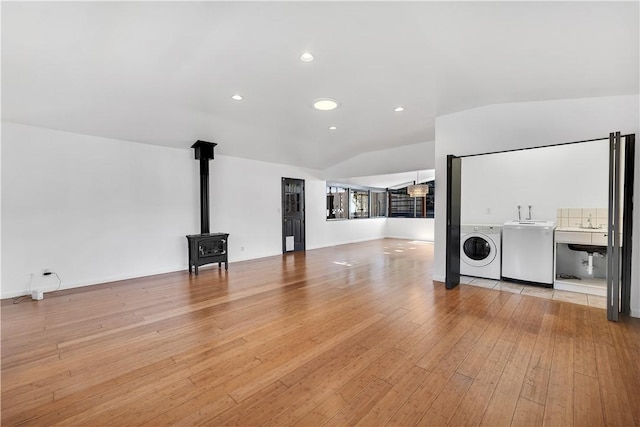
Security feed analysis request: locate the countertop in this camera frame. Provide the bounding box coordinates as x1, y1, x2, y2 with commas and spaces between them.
556, 227, 607, 233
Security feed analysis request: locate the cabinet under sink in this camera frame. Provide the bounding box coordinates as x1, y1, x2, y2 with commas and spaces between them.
555, 229, 610, 246
554, 229, 610, 296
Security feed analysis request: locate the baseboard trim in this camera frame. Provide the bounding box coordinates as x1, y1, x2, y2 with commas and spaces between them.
432, 275, 446, 283
385, 236, 434, 242
307, 237, 385, 250
1, 265, 186, 300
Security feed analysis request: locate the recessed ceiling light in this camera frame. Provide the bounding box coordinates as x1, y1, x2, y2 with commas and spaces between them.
313, 98, 339, 111
394, 106, 405, 112
231, 94, 243, 101
300, 52, 314, 62
328, 126, 337, 130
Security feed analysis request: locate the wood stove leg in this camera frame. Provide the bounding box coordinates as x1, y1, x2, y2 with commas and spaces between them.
218, 262, 221, 268
187, 244, 192, 272
195, 265, 199, 275
225, 261, 228, 271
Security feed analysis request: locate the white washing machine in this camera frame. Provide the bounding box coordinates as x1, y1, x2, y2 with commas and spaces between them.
460, 224, 502, 280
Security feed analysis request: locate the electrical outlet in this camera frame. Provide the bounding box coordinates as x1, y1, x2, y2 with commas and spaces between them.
486, 208, 492, 214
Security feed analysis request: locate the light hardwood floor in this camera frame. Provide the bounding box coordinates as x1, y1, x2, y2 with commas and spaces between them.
2, 239, 639, 426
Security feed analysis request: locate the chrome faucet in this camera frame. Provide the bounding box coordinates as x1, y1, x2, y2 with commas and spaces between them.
517, 205, 521, 221
527, 205, 532, 220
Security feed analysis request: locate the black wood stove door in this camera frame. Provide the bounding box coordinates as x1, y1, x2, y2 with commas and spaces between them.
282, 177, 305, 253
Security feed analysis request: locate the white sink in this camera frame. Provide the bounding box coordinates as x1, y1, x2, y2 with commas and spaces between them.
556, 226, 606, 233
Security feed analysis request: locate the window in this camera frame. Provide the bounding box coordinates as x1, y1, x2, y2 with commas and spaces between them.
326, 181, 432, 220
326, 183, 386, 220
350, 190, 369, 218
326, 186, 348, 219
389, 190, 419, 217
389, 181, 434, 218
370, 192, 387, 217
426, 181, 435, 217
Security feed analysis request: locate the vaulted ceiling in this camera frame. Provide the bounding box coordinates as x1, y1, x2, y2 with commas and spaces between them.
2, 1, 638, 169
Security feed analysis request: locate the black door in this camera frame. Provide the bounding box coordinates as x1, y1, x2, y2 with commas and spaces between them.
620, 134, 635, 316
607, 132, 635, 321
446, 155, 462, 289
607, 132, 621, 321
282, 178, 305, 253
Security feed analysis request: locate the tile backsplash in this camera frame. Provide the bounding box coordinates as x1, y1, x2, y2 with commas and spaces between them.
556, 208, 607, 229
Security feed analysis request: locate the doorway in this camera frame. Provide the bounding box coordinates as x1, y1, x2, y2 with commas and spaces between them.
445, 133, 635, 321
282, 177, 305, 253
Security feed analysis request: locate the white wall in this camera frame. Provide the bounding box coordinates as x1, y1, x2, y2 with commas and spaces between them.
1, 123, 389, 298
208, 155, 317, 262
210, 157, 388, 259
385, 218, 434, 241
323, 156, 437, 244
461, 140, 609, 225
2, 123, 199, 297
433, 95, 640, 317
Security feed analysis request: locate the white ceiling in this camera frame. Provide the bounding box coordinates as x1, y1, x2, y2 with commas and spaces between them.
2, 2, 638, 170
336, 169, 435, 190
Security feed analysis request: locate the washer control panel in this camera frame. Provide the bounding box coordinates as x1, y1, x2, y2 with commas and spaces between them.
461, 224, 502, 234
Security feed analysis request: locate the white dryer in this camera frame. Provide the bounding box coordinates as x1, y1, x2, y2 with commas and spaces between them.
460, 224, 502, 280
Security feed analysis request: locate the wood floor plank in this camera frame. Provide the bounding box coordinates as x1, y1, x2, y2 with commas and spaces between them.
573, 305, 598, 378
606, 314, 640, 426
162, 394, 237, 427
478, 297, 546, 427
208, 380, 289, 426
415, 292, 510, 373
573, 372, 604, 427
520, 302, 560, 405
542, 302, 575, 426
240, 344, 369, 425
512, 397, 545, 427
447, 289, 535, 427
355, 365, 430, 426
589, 307, 636, 427
265, 325, 410, 426
325, 377, 393, 426
417, 372, 473, 426
2, 239, 639, 426
386, 367, 453, 426
229, 312, 386, 403
456, 294, 526, 379
449, 338, 515, 426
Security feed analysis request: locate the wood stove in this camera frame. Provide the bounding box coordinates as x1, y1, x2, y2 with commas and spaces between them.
186, 140, 229, 275
186, 232, 228, 274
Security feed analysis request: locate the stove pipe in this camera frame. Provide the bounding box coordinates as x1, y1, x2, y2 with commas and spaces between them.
191, 140, 217, 234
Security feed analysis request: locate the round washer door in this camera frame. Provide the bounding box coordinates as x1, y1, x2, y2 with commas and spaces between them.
461, 233, 497, 267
